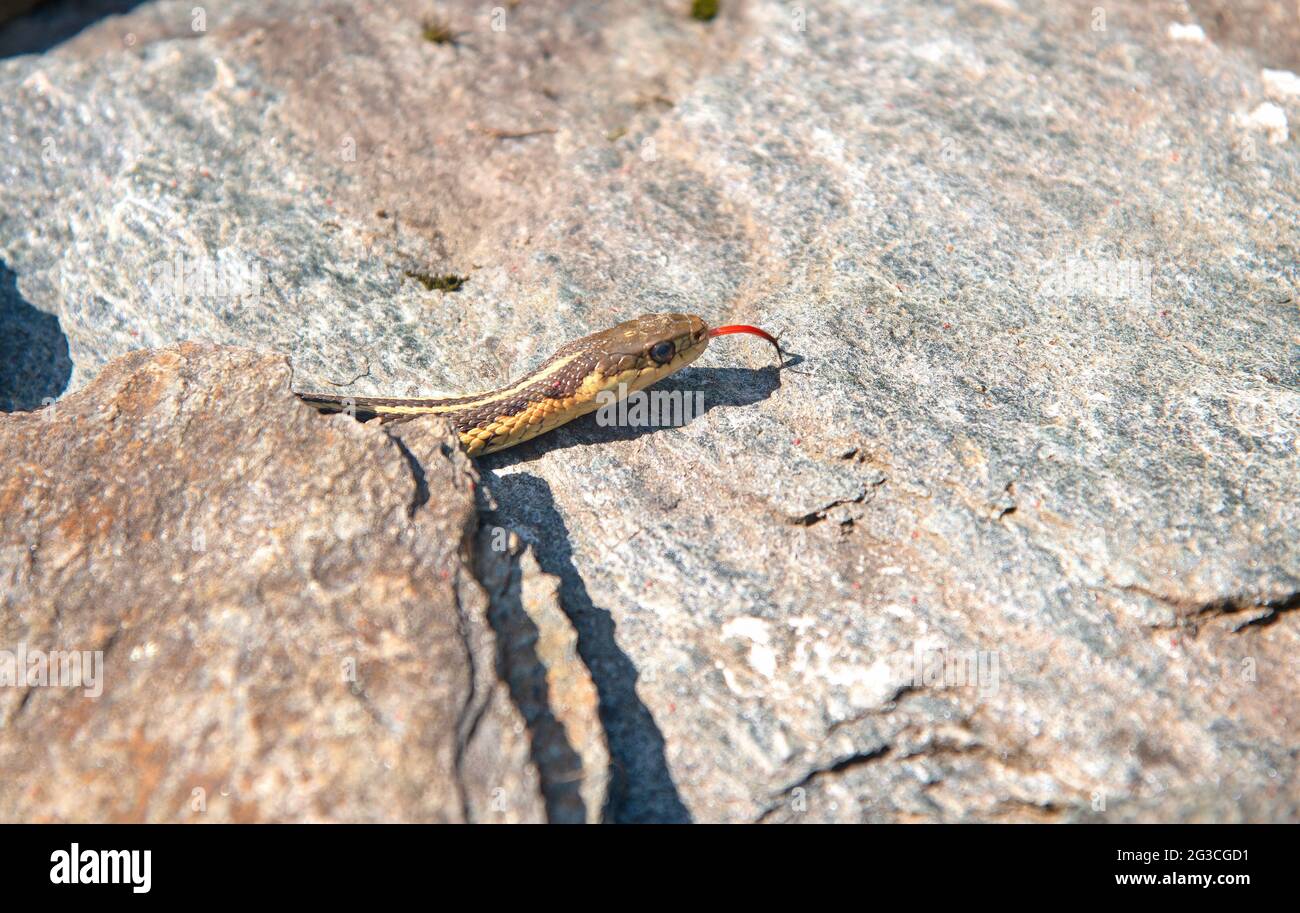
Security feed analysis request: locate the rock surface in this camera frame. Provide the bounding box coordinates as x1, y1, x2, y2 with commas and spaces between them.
0, 0, 1297, 822
0, 343, 605, 822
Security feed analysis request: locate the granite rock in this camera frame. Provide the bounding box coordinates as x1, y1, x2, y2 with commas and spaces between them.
0, 0, 1297, 822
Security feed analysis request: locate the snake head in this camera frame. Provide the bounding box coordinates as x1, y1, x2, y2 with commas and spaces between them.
560, 312, 781, 406
573, 313, 711, 395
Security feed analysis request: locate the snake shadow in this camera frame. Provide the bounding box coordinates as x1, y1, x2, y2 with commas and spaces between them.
0, 0, 150, 58
474, 358, 796, 821
478, 468, 692, 822
0, 260, 72, 412
483, 359, 797, 467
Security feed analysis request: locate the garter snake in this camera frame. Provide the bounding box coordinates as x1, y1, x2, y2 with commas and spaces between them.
298, 313, 780, 456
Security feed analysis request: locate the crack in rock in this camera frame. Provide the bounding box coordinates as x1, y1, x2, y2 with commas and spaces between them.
1117, 583, 1300, 632
757, 744, 893, 822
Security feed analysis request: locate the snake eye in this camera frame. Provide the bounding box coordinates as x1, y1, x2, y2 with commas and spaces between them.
648, 341, 675, 365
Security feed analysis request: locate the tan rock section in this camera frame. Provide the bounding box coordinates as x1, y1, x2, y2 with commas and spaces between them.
0, 343, 605, 822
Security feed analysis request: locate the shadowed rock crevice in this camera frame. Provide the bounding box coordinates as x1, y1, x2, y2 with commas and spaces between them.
0, 262, 71, 412
477, 468, 691, 823
385, 416, 610, 822
474, 530, 602, 823
0, 0, 149, 58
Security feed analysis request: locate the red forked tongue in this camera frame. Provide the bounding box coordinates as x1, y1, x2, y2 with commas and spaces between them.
708, 324, 784, 362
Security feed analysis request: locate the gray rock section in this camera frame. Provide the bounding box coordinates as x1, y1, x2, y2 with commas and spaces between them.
0, 0, 1297, 821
